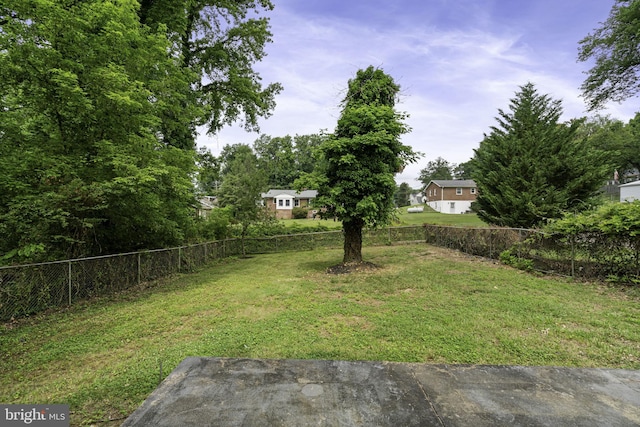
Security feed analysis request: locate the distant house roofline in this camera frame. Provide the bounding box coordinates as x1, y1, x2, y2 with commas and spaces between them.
427, 180, 476, 188
261, 189, 318, 199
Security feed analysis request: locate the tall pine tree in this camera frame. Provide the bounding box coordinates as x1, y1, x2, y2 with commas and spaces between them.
472, 83, 610, 228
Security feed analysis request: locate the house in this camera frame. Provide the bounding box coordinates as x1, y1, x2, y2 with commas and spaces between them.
197, 195, 217, 218
619, 180, 640, 202
424, 180, 477, 214
261, 189, 318, 219
409, 191, 425, 206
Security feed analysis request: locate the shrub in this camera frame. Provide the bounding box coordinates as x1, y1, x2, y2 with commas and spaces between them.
195, 207, 233, 241
499, 249, 534, 272
292, 207, 309, 219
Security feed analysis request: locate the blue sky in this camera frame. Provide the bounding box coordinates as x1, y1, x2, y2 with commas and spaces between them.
198, 0, 638, 187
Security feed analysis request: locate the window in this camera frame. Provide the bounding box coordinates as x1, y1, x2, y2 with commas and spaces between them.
471, 188, 476, 194
278, 199, 283, 207
285, 199, 290, 207
294, 199, 300, 207
456, 188, 462, 195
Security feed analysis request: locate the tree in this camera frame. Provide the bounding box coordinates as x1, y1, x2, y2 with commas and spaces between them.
0, 0, 197, 261
578, 0, 640, 110
311, 66, 418, 264
576, 115, 633, 179
418, 157, 454, 186
293, 133, 327, 176
472, 83, 611, 228
0, 0, 282, 263
216, 145, 267, 257
253, 134, 296, 188
395, 183, 413, 207
196, 147, 222, 194
453, 160, 475, 180
137, 0, 283, 149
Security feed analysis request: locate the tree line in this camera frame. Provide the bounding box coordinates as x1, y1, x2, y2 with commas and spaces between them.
0, 0, 281, 264
3, 0, 640, 267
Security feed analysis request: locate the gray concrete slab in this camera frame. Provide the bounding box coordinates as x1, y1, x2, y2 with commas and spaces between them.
122, 357, 640, 427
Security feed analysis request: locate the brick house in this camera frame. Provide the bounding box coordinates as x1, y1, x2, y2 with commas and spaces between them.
424, 180, 477, 214
261, 189, 318, 219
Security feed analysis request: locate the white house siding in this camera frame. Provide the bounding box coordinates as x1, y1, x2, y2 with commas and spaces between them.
620, 181, 640, 202
427, 200, 473, 214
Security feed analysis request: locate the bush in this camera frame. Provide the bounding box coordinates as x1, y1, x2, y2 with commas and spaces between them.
194, 207, 233, 241
292, 207, 309, 219
499, 249, 534, 272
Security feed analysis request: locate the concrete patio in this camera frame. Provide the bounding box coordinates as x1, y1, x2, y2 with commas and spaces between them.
122, 357, 640, 426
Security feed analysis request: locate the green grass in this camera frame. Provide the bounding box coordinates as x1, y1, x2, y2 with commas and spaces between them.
394, 205, 487, 227
2, 244, 639, 426
280, 205, 486, 229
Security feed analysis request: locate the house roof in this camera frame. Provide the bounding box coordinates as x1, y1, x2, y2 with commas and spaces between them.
198, 196, 216, 210
261, 189, 318, 199
427, 180, 476, 188
619, 180, 640, 188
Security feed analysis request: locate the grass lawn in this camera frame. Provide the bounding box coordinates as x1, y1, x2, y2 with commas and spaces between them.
1, 244, 639, 426
394, 205, 487, 227
280, 205, 486, 229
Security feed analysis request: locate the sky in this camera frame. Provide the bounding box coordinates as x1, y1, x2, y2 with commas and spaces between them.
197, 0, 638, 188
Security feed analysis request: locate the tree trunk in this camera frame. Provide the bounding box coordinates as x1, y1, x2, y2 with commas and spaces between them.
343, 220, 363, 263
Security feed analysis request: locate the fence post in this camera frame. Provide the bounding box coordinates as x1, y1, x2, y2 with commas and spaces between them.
517, 229, 522, 259
571, 235, 575, 277
178, 247, 181, 272
138, 252, 141, 285
489, 230, 493, 259
68, 261, 72, 306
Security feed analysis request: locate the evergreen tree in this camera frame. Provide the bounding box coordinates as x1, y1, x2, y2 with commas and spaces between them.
472, 83, 610, 228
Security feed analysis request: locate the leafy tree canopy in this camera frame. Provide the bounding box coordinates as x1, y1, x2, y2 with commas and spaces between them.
309, 66, 419, 264
578, 0, 640, 110
419, 157, 454, 186
395, 182, 413, 207
472, 83, 611, 228
216, 144, 267, 256
0, 0, 280, 263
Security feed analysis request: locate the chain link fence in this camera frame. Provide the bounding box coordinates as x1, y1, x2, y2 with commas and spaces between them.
2, 225, 637, 321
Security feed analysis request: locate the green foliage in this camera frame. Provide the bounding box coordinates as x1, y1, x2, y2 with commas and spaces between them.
578, 0, 640, 110
195, 207, 233, 241
546, 201, 640, 237
217, 145, 268, 254
138, 0, 283, 137
472, 83, 611, 228
453, 160, 476, 180
253, 133, 327, 188
311, 66, 419, 262
292, 207, 309, 219
0, 0, 197, 261
0, 0, 281, 263
419, 157, 454, 186
577, 115, 634, 178
499, 249, 534, 272
395, 183, 412, 207
196, 147, 222, 195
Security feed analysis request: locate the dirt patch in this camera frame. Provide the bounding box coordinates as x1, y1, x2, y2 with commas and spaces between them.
326, 261, 379, 275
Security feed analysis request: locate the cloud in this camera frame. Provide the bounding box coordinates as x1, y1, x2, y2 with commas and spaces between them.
198, 1, 638, 188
